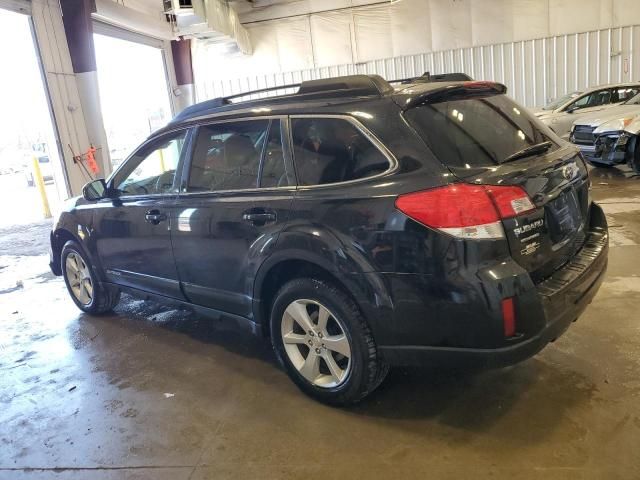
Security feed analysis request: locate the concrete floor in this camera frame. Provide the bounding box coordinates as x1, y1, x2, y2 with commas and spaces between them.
1, 167, 640, 479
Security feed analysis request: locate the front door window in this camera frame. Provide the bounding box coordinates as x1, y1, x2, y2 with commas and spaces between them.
113, 131, 187, 196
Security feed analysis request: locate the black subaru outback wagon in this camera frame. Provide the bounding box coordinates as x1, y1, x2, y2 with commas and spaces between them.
50, 75, 608, 405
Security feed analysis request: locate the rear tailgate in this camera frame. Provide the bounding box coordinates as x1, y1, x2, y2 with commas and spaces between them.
403, 86, 591, 282
458, 149, 590, 282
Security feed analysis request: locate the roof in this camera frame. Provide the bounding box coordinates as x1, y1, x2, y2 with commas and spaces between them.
167, 73, 477, 128
170, 75, 394, 126
582, 81, 640, 92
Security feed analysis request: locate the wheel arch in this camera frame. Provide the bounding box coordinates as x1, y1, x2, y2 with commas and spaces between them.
252, 253, 392, 339
51, 228, 80, 275
52, 224, 103, 281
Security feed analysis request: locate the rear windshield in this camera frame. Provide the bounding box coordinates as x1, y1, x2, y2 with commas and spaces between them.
405, 94, 557, 169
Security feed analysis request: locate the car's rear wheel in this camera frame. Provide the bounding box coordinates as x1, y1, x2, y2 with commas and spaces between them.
61, 240, 120, 314
270, 277, 388, 405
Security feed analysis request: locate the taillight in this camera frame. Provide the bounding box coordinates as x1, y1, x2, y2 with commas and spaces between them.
485, 186, 535, 218
395, 183, 535, 240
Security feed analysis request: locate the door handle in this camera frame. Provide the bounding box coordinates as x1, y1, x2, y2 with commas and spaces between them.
145, 209, 167, 225
242, 210, 276, 225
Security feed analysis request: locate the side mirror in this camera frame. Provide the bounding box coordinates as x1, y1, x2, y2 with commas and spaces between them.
566, 106, 578, 114
82, 179, 108, 201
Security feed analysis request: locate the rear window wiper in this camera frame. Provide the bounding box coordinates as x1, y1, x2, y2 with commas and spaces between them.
503, 141, 553, 163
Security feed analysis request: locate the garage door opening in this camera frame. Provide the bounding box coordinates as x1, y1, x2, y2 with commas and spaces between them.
0, 8, 64, 233
94, 32, 173, 170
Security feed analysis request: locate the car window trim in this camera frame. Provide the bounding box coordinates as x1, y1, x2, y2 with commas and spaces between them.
172, 127, 197, 194
256, 119, 272, 188
281, 116, 297, 187
175, 114, 397, 195
178, 125, 200, 194
256, 118, 296, 189
289, 114, 398, 190
106, 126, 193, 199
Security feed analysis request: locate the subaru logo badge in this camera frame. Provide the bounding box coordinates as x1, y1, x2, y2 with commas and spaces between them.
562, 162, 578, 181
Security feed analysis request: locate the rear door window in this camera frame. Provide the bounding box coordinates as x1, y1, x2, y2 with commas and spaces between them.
188, 120, 268, 191
291, 117, 390, 186
405, 94, 557, 169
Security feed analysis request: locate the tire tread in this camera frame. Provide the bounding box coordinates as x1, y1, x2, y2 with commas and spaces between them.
271, 277, 388, 405
61, 240, 120, 314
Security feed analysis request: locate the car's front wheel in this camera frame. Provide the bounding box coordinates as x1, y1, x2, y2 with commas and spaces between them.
61, 240, 120, 314
270, 278, 388, 405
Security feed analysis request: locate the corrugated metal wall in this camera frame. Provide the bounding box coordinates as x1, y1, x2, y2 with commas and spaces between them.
195, 24, 640, 108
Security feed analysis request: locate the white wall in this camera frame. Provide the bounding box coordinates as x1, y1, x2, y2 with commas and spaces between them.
195, 0, 640, 80
194, 22, 640, 109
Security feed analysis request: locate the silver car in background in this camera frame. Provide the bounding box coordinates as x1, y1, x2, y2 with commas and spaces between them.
533, 83, 640, 139
570, 93, 640, 173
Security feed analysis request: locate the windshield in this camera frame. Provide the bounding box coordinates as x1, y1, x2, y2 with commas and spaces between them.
543, 91, 582, 110
405, 94, 558, 170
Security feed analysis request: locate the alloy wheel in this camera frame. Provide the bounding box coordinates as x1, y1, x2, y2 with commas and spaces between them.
65, 252, 93, 306
280, 299, 352, 388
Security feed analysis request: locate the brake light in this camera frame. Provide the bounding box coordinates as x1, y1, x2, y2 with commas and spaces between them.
485, 186, 535, 218
501, 297, 516, 337
395, 183, 535, 240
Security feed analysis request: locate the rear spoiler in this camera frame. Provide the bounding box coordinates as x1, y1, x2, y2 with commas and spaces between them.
389, 72, 473, 85
402, 81, 507, 110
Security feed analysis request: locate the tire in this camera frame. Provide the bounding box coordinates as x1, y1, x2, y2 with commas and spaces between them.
632, 143, 640, 174
270, 277, 389, 406
61, 240, 120, 314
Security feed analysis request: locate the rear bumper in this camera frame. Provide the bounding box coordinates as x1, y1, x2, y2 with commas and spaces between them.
380, 204, 608, 368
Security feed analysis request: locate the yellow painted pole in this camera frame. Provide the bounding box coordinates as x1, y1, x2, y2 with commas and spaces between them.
158, 149, 166, 172
32, 156, 52, 219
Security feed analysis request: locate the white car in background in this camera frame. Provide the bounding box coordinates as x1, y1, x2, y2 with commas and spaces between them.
570, 92, 640, 173
533, 83, 640, 139
24, 155, 54, 186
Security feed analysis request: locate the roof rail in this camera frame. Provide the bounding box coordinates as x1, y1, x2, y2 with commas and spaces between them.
224, 74, 392, 102
224, 82, 301, 102
171, 74, 394, 123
